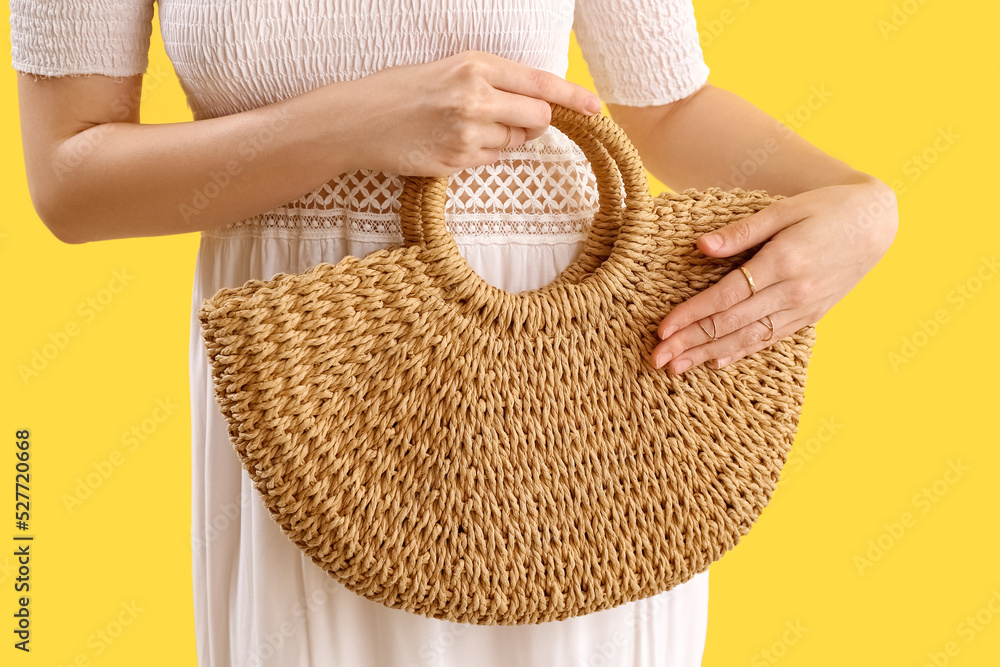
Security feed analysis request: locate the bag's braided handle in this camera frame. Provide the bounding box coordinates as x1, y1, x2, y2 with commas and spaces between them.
398, 104, 653, 264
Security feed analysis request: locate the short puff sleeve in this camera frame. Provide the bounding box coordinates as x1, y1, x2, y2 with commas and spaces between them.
10, 0, 154, 77
573, 0, 710, 107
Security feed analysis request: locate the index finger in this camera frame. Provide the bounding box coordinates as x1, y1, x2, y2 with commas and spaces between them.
482, 52, 603, 116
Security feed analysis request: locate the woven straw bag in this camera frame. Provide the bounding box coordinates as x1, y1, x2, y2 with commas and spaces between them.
198, 104, 816, 626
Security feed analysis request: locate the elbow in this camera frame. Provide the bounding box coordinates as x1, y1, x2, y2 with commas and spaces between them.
34, 203, 86, 246
51, 226, 90, 246
24, 138, 105, 244
26, 183, 92, 245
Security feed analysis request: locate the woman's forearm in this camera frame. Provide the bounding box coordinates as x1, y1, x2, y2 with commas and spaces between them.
639, 82, 899, 374
19, 76, 362, 244
19, 51, 605, 245
609, 83, 879, 196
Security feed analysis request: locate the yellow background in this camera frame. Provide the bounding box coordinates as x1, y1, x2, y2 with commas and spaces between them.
2, 1, 998, 665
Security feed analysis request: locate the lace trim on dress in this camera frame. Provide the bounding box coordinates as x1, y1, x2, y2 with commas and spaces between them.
204, 127, 612, 244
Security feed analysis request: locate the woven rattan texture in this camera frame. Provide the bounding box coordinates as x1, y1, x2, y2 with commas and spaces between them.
199, 105, 816, 625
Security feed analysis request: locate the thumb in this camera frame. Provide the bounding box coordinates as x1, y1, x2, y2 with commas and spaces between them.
697, 199, 801, 257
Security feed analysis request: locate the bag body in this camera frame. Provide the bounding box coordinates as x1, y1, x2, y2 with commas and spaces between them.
199, 104, 815, 625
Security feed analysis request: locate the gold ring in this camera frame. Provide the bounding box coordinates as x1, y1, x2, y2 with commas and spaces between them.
760, 315, 774, 342
740, 265, 758, 296
488, 124, 512, 151
697, 316, 718, 341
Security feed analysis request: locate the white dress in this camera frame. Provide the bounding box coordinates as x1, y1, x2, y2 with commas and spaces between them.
11, 1, 712, 665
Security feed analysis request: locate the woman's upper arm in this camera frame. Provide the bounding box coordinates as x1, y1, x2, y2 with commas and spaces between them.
605, 82, 712, 152
17, 74, 144, 239
11, 0, 154, 241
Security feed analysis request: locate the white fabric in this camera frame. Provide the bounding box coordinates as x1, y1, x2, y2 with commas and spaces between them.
9, 0, 155, 77
11, 1, 712, 666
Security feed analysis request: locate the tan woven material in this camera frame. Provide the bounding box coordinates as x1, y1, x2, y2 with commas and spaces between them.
198, 104, 816, 626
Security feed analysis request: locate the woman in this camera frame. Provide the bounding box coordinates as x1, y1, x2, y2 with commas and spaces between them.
11, 0, 897, 665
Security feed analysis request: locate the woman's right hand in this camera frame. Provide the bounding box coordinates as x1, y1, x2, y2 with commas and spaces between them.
337, 50, 603, 177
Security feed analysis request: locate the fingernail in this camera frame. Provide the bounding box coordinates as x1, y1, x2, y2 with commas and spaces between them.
659, 324, 677, 340
715, 356, 731, 369
672, 358, 692, 373
701, 234, 722, 252
586, 97, 602, 114
653, 349, 673, 369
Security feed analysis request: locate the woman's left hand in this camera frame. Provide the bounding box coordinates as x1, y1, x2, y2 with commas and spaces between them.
650, 176, 898, 373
